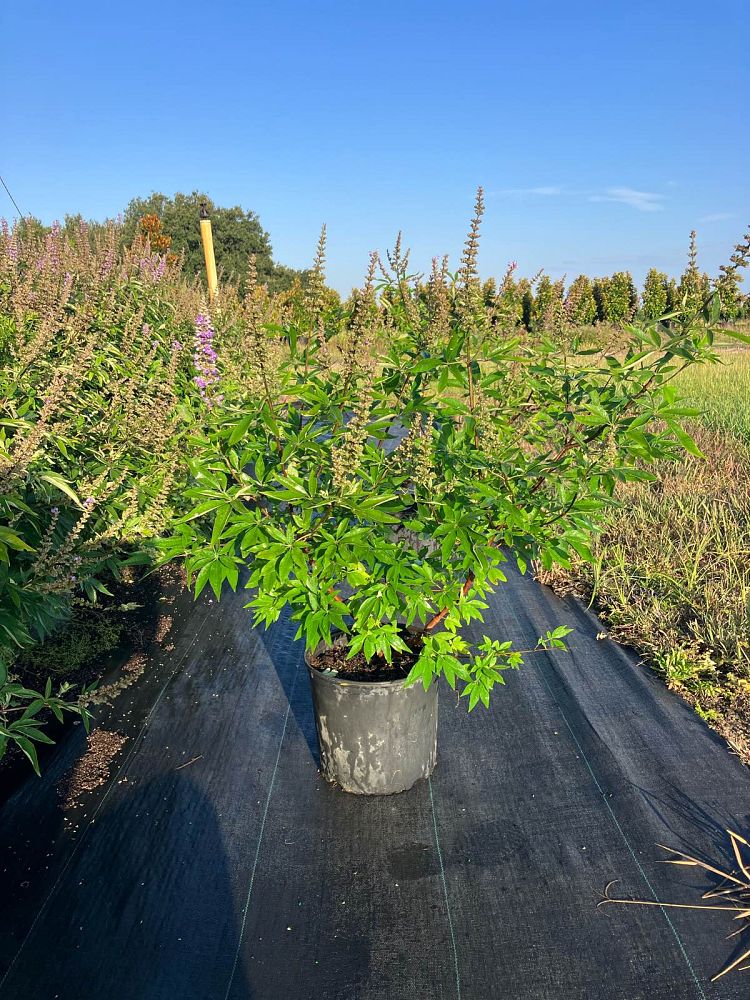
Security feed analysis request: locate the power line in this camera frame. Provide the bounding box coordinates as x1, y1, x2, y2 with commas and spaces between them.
0, 174, 25, 218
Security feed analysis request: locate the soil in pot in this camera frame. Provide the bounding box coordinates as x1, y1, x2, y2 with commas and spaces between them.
307, 629, 424, 682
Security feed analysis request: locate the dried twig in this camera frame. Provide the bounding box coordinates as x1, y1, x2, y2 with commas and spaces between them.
174, 754, 203, 771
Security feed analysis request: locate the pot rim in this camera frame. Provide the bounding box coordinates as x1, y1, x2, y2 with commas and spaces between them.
304, 653, 425, 690
303, 629, 428, 689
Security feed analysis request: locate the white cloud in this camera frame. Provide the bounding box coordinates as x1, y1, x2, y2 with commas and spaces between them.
699, 212, 734, 223
589, 187, 665, 212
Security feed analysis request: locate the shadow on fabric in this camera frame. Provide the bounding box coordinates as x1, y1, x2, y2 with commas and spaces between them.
1, 772, 255, 1000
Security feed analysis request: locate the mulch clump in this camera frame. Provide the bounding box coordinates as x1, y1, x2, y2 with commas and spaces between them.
309, 630, 424, 682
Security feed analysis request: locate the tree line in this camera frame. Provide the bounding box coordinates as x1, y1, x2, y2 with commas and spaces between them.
14, 190, 308, 294
11, 195, 747, 328
476, 231, 746, 335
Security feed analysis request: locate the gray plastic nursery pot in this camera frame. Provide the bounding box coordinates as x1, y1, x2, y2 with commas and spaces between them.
304, 644, 438, 795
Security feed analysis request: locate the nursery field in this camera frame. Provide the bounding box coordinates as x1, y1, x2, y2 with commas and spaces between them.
1, 550, 747, 999
1, 203, 750, 997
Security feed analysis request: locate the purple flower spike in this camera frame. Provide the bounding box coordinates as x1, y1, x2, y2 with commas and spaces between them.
192, 311, 220, 403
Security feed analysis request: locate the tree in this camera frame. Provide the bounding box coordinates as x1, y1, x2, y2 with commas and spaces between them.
121, 191, 304, 293
565, 275, 597, 326
61, 214, 113, 243
642, 269, 668, 319
593, 272, 637, 325
532, 275, 556, 329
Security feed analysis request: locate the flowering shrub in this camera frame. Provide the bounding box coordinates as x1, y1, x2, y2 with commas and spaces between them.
0, 216, 206, 770
3, 200, 748, 770
164, 192, 749, 710
565, 275, 598, 326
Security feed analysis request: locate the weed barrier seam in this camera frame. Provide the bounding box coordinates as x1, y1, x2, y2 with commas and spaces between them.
429, 774, 462, 1000
505, 595, 708, 1000
223, 654, 301, 1000
0, 620, 208, 993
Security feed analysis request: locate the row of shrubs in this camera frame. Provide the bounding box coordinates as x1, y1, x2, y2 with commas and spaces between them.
19, 208, 750, 342
474, 231, 746, 334
0, 221, 203, 767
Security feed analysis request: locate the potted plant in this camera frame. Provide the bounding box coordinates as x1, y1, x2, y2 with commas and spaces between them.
164, 191, 742, 794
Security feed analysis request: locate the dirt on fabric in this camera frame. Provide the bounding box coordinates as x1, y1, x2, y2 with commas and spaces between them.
308, 630, 425, 682
0, 564, 186, 802
59, 729, 127, 810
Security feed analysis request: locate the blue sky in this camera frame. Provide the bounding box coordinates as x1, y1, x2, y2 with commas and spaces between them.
1, 1, 748, 293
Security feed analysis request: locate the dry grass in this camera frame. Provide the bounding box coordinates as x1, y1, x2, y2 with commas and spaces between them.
602, 830, 750, 981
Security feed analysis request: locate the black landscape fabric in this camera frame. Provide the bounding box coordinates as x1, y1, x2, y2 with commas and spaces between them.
0, 566, 748, 1000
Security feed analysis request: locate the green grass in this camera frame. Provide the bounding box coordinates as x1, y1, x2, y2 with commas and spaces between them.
677, 348, 750, 441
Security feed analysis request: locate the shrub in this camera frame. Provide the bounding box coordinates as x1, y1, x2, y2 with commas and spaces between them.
164, 190, 741, 711
518, 277, 533, 331
679, 230, 711, 315
489, 262, 522, 335
531, 274, 556, 330
592, 272, 637, 325
716, 231, 750, 319
0, 216, 206, 770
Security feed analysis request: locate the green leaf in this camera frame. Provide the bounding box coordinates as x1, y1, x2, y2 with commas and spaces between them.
670, 424, 706, 459
179, 500, 225, 523
0, 527, 34, 552
721, 327, 750, 345
227, 414, 253, 446
40, 473, 82, 506
15, 736, 41, 776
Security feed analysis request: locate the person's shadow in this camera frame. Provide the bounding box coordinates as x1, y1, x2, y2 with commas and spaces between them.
1, 772, 255, 1000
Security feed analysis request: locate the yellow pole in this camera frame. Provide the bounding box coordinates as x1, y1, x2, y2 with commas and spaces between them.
199, 202, 218, 304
